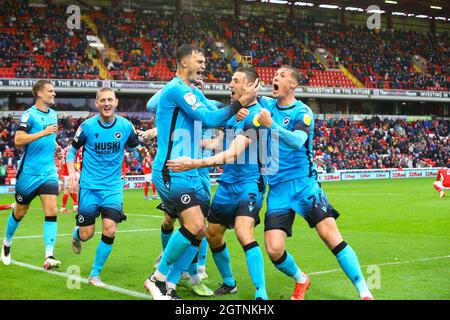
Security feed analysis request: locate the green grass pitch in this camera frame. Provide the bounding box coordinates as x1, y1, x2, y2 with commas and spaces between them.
0, 178, 448, 300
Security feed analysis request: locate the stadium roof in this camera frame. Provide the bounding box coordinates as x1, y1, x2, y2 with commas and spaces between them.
259, 0, 450, 20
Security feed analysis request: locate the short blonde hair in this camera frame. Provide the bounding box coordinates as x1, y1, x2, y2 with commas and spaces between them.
96, 87, 116, 101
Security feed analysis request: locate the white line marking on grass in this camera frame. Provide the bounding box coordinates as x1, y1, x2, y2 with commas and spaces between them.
0, 228, 159, 241
309, 255, 450, 276
126, 214, 163, 218
10, 260, 151, 300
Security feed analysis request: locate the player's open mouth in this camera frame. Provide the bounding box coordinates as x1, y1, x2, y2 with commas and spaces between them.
273, 84, 279, 91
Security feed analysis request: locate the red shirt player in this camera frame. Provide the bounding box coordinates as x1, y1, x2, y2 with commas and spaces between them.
60, 146, 81, 212
434, 167, 450, 198
143, 153, 157, 200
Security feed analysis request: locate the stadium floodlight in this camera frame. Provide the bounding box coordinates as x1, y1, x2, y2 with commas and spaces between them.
436, 17, 447, 20
345, 7, 364, 12
367, 8, 385, 14
407, 13, 415, 17
415, 15, 428, 18
430, 6, 442, 10
270, 0, 288, 4
319, 4, 339, 9
384, 1, 398, 4
295, 2, 314, 6
392, 11, 407, 16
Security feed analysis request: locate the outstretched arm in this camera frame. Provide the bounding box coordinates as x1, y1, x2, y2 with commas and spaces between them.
167, 134, 251, 172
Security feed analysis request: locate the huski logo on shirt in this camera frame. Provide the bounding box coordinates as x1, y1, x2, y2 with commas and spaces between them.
283, 117, 290, 126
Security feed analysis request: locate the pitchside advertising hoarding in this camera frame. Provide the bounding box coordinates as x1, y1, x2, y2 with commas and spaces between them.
0, 168, 440, 194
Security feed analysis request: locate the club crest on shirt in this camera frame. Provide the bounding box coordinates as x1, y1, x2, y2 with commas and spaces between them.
115, 132, 122, 139
303, 114, 312, 126
180, 194, 191, 204
283, 117, 290, 126
20, 113, 29, 123
183, 92, 196, 106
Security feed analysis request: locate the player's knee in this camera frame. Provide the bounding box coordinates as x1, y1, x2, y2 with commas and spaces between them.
205, 229, 222, 248
235, 226, 254, 246
103, 225, 116, 238
79, 228, 94, 241
265, 239, 284, 261
162, 215, 175, 230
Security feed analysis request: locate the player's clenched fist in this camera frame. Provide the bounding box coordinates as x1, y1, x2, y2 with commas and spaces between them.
257, 109, 273, 127
43, 124, 59, 136
236, 108, 249, 121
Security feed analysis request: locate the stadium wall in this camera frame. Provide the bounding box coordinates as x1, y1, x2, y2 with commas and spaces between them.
0, 168, 440, 194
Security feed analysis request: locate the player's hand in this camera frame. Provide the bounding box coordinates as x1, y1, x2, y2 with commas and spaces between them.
43, 125, 59, 136
257, 108, 273, 128
166, 156, 196, 172
138, 128, 157, 142
55, 145, 64, 159
137, 146, 148, 158
236, 108, 249, 122
68, 172, 79, 193
238, 78, 260, 106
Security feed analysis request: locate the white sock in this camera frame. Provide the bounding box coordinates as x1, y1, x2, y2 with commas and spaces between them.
356, 280, 372, 299
153, 269, 167, 282
190, 273, 201, 285
167, 281, 176, 290
294, 269, 307, 284
45, 247, 54, 258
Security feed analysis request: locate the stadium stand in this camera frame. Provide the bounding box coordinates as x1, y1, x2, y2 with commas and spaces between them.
1, 1, 448, 90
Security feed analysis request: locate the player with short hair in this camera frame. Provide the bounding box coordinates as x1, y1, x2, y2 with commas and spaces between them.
433, 167, 450, 198
167, 66, 268, 300
144, 75, 222, 298
254, 65, 373, 300
1, 80, 63, 269
67, 87, 145, 287
143, 43, 259, 300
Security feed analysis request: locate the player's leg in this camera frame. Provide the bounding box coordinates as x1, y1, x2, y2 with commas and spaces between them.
88, 217, 117, 287
38, 175, 60, 270
234, 185, 267, 300
153, 209, 176, 269
1, 202, 29, 266
72, 188, 99, 255
61, 176, 71, 213
433, 181, 445, 198
2, 173, 42, 265
40, 193, 61, 269
302, 180, 373, 300
265, 180, 309, 300
197, 237, 208, 278
144, 182, 150, 200
207, 222, 237, 295
235, 216, 267, 300
315, 217, 373, 300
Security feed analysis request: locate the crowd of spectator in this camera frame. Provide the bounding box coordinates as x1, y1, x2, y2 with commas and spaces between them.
314, 116, 449, 171
1, 114, 448, 184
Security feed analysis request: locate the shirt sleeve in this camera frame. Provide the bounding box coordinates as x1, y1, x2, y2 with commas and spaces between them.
147, 90, 162, 112
126, 123, 140, 149
16, 112, 33, 133
71, 123, 88, 149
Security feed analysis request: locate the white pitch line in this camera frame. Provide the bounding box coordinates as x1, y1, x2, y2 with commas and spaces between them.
10, 260, 151, 300
0, 228, 159, 241
308, 254, 450, 276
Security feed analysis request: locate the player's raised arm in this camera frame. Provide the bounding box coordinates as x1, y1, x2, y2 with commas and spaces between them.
167, 134, 251, 172
258, 108, 309, 151
171, 78, 259, 128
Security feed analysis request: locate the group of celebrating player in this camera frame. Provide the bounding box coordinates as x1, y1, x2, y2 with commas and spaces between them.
0, 43, 379, 300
